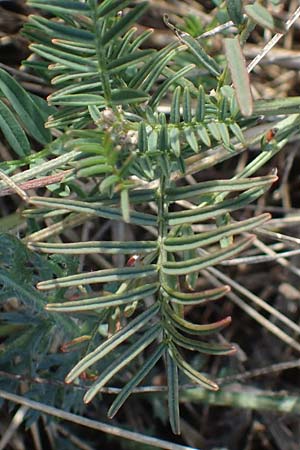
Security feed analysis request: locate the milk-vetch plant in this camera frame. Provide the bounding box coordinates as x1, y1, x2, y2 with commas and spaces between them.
1, 0, 300, 435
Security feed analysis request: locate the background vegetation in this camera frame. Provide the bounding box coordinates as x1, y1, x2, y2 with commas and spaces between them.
1, 1, 300, 449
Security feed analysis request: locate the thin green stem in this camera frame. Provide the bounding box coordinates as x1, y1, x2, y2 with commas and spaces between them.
89, 4, 112, 105
95, 21, 112, 104
157, 172, 173, 345
157, 173, 168, 283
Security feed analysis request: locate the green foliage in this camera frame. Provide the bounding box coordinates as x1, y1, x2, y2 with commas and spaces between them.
226, 0, 244, 27
0, 234, 86, 420
1, 0, 300, 438
0, 69, 52, 157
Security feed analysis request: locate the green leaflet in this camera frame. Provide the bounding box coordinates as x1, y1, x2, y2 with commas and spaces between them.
52, 71, 97, 85
49, 81, 102, 99
166, 322, 235, 355
100, 2, 148, 46
169, 127, 181, 157
163, 302, 231, 336
162, 284, 230, 305
229, 122, 245, 144
138, 122, 148, 152
179, 225, 198, 290
149, 64, 195, 109
179, 33, 221, 77
162, 236, 254, 275
217, 122, 230, 146
0, 69, 51, 144
29, 240, 157, 254
167, 186, 274, 225
77, 165, 113, 177
51, 39, 96, 55
65, 303, 159, 383
166, 175, 275, 202
45, 282, 159, 312
83, 323, 161, 403
164, 65, 198, 96
245, 2, 286, 33
218, 96, 229, 121
129, 42, 178, 90
108, 343, 165, 418
97, 0, 133, 18
170, 345, 219, 390
30, 44, 97, 71
196, 85, 205, 122
166, 350, 180, 435
121, 188, 130, 223
25, 15, 94, 42
164, 213, 270, 251
184, 127, 199, 153
196, 124, 211, 146
224, 37, 253, 117
170, 86, 181, 124
29, 196, 157, 227
99, 174, 119, 194
27, 0, 91, 15
110, 27, 137, 59
159, 122, 169, 152
107, 50, 154, 74
0, 268, 43, 307
111, 88, 149, 105
183, 87, 192, 123
207, 122, 221, 141
48, 94, 106, 106
37, 265, 158, 290
74, 155, 108, 167
226, 0, 244, 26
129, 28, 153, 52
0, 100, 31, 157
253, 98, 300, 116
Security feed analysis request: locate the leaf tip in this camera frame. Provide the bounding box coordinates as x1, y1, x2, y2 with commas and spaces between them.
223, 285, 231, 294
211, 382, 219, 391
107, 407, 118, 419
222, 316, 232, 327
64, 375, 73, 385
229, 345, 237, 355
83, 392, 93, 404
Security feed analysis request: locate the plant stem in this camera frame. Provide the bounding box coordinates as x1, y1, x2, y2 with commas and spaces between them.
157, 173, 168, 284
